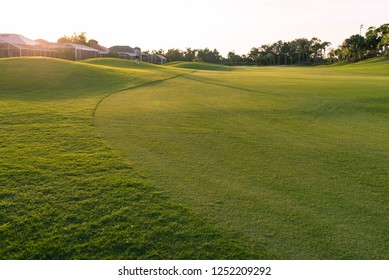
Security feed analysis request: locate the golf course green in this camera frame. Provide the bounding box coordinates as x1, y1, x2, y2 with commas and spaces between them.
1, 57, 388, 259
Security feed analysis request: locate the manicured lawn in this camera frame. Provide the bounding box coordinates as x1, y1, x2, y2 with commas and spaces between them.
0, 58, 264, 259
1, 57, 388, 259
95, 59, 389, 259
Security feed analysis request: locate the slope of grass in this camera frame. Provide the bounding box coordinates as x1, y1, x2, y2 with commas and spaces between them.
95, 59, 389, 259
0, 57, 268, 259
324, 57, 389, 75
166, 61, 234, 71
83, 58, 168, 71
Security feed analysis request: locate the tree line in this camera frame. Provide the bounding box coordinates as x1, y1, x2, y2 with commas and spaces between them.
58, 23, 388, 65
156, 23, 388, 65
151, 38, 330, 65
328, 24, 389, 62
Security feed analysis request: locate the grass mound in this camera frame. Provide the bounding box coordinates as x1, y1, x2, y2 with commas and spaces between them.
0, 57, 268, 259
83, 58, 166, 71
166, 61, 233, 71
2, 56, 388, 259
0, 57, 143, 101
324, 57, 389, 74
95, 60, 389, 259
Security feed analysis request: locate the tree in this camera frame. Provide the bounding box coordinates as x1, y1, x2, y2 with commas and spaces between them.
290, 38, 310, 64
184, 48, 197, 62
271, 41, 283, 65
365, 26, 380, 57
362, 24, 389, 57
152, 49, 165, 56
266, 53, 275, 66
281, 41, 291, 65
226, 51, 244, 66
258, 44, 274, 65
35, 39, 49, 44
87, 39, 99, 47
248, 47, 261, 65
295, 45, 303, 64
376, 24, 389, 56
197, 48, 222, 63
379, 33, 389, 56
327, 48, 335, 63
165, 48, 185, 62
309, 37, 323, 63
342, 35, 366, 61
58, 32, 88, 45
321, 41, 331, 60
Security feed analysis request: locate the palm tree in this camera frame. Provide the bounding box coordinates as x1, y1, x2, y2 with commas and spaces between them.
320, 41, 331, 60
379, 34, 389, 56
365, 26, 380, 57
309, 38, 323, 63
281, 42, 291, 65
341, 35, 366, 61
290, 38, 310, 64
341, 40, 352, 62
327, 49, 336, 63
271, 41, 283, 65
295, 45, 302, 64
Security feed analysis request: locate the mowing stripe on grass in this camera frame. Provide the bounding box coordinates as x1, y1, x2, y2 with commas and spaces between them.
94, 61, 389, 259
91, 71, 197, 120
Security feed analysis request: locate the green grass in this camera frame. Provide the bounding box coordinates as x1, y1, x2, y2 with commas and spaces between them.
167, 61, 234, 71
84, 57, 172, 72
1, 57, 388, 259
324, 57, 389, 75
95, 59, 389, 259
0, 57, 267, 259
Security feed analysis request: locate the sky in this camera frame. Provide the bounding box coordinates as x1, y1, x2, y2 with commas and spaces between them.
2, 0, 388, 56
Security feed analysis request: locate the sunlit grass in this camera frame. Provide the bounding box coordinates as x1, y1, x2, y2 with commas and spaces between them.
1, 57, 388, 259
95, 60, 389, 259
0, 57, 266, 259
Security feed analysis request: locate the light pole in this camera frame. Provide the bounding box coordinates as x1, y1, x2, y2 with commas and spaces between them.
360, 24, 364, 36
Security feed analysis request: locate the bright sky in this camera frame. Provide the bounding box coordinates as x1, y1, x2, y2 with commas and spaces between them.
2, 0, 388, 56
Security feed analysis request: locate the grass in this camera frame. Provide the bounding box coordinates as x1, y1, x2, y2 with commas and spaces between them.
94, 59, 389, 259
1, 57, 388, 259
166, 61, 234, 71
0, 57, 267, 259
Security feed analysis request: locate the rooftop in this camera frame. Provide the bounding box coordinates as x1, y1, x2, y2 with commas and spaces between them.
0, 34, 39, 46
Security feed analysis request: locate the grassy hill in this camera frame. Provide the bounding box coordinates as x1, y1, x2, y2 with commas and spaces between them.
1, 57, 388, 259
324, 57, 389, 75
84, 57, 167, 71
0, 57, 265, 259
166, 61, 234, 71
95, 58, 389, 259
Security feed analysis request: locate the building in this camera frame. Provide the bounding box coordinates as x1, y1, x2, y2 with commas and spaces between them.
0, 34, 57, 58
0, 34, 110, 61
55, 43, 101, 61
88, 42, 109, 57
109, 45, 135, 54
110, 45, 167, 64
1, 34, 166, 63
148, 53, 167, 64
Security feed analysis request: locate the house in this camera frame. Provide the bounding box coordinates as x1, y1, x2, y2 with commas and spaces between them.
110, 45, 167, 64
88, 41, 109, 57
55, 43, 101, 61
0, 33, 57, 58
0, 34, 104, 60
109, 45, 135, 54
149, 53, 167, 64
109, 45, 136, 60
1, 34, 166, 63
